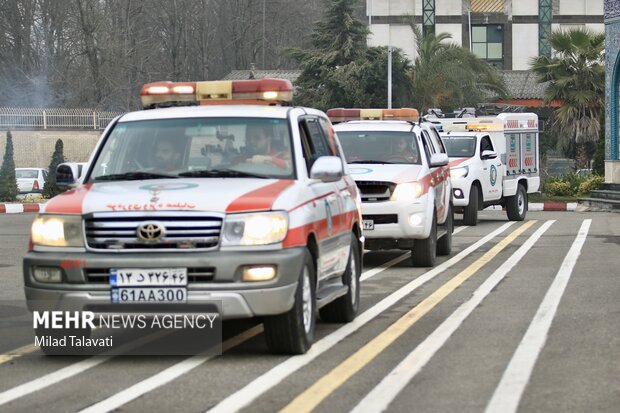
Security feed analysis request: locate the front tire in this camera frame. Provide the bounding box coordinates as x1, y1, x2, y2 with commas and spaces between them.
264, 250, 316, 354
412, 212, 437, 267
463, 185, 479, 226
437, 203, 453, 256
320, 234, 361, 323
506, 184, 527, 221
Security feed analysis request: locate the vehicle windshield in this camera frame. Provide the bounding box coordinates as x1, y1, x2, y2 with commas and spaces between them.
88, 117, 294, 181
441, 135, 477, 158
336, 131, 421, 165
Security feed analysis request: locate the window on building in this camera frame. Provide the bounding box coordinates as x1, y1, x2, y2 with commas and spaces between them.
471, 25, 504, 69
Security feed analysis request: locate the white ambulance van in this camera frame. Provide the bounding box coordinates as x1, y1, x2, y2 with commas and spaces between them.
23, 79, 363, 354
434, 112, 540, 225
329, 108, 453, 268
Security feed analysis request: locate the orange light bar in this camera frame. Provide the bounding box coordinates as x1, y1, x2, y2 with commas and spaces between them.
140, 78, 293, 109
326, 108, 419, 123
466, 120, 503, 132
140, 82, 197, 108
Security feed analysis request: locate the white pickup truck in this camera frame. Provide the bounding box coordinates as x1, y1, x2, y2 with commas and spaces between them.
434, 113, 540, 225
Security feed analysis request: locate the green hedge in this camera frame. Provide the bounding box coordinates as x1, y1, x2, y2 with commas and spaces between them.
542, 172, 604, 197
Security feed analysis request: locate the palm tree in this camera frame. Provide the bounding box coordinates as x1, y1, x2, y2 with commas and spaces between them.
530, 28, 604, 170
409, 24, 507, 114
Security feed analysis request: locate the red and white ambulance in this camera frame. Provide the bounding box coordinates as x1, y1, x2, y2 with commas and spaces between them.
434, 112, 540, 225
23, 79, 363, 354
328, 108, 453, 268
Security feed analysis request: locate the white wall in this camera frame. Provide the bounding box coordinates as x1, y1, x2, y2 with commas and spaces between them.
436, 24, 462, 46
586, 23, 605, 33
436, 0, 462, 16
559, 0, 603, 15
370, 0, 415, 16
512, 0, 538, 16
512, 24, 539, 70
368, 24, 417, 61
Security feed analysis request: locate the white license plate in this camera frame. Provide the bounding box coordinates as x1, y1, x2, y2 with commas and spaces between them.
111, 287, 187, 303
110, 268, 187, 286
362, 219, 374, 230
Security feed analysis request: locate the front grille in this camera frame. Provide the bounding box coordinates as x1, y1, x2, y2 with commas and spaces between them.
84, 212, 223, 251
356, 181, 396, 202
85, 267, 216, 284
363, 214, 398, 224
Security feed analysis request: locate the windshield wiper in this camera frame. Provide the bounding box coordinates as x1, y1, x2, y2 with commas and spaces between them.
93, 171, 179, 181
348, 160, 395, 164
178, 169, 270, 179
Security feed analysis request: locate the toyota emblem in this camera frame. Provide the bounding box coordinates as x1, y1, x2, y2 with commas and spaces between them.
137, 222, 165, 241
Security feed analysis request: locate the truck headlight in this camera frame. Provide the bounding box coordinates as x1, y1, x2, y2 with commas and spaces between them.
222, 211, 288, 246
31, 215, 84, 247
391, 182, 423, 202
450, 166, 469, 179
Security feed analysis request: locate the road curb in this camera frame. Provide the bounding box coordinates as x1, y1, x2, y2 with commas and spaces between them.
484, 202, 577, 212
0, 203, 46, 214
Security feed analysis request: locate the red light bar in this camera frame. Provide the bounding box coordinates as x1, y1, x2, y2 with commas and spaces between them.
140, 78, 293, 108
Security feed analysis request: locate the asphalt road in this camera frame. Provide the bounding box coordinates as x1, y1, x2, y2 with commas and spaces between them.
0, 210, 619, 413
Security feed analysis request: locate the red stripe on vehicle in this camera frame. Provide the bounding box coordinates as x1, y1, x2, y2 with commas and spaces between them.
288, 192, 335, 214
448, 158, 469, 168
44, 184, 92, 214
226, 180, 294, 213
283, 209, 358, 248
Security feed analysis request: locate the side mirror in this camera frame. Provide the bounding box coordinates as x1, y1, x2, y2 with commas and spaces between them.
56, 163, 79, 189
429, 153, 449, 167
481, 150, 498, 160
310, 156, 344, 182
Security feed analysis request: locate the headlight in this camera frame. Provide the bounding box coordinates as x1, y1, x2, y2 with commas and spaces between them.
391, 182, 423, 202
222, 211, 288, 246
31, 215, 84, 247
450, 166, 469, 179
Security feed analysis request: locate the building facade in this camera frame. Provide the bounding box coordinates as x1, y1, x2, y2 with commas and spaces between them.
367, 0, 604, 70
605, 0, 620, 183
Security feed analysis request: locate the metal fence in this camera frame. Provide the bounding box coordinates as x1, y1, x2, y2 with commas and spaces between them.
0, 108, 124, 130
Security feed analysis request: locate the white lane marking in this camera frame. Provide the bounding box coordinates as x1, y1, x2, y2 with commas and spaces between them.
73, 224, 471, 413
360, 226, 466, 282
0, 330, 169, 407
206, 222, 515, 413
78, 325, 263, 413
485, 219, 591, 413
350, 220, 555, 413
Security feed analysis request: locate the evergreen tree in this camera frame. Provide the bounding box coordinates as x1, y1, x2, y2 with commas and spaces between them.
42, 139, 65, 198
288, 0, 413, 110
0, 131, 19, 202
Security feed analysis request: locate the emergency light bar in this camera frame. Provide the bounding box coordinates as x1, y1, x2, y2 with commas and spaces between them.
326, 108, 419, 123
140, 78, 294, 109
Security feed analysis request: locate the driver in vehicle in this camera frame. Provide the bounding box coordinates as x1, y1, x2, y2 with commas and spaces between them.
234, 125, 290, 169
153, 138, 184, 171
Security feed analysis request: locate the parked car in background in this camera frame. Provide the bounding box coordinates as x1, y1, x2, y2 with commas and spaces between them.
15, 168, 47, 194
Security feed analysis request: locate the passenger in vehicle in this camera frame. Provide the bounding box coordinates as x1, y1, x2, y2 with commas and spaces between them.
234, 126, 290, 169
389, 137, 418, 163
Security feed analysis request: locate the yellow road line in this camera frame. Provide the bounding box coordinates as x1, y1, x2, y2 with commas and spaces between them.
280, 220, 537, 413
0, 344, 38, 365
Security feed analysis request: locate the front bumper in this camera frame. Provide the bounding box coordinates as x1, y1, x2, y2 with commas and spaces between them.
361, 199, 430, 241
23, 247, 306, 319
